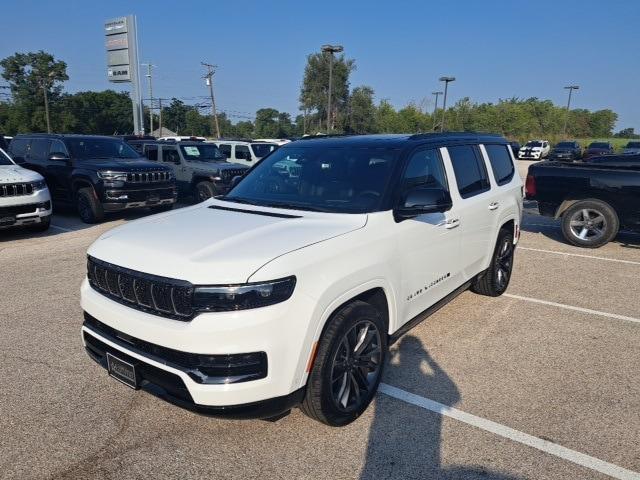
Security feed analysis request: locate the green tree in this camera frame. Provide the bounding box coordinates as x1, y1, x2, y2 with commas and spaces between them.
184, 109, 211, 136
161, 98, 192, 134
347, 86, 376, 134
299, 52, 355, 132
589, 109, 618, 137
57, 90, 133, 134
0, 51, 68, 132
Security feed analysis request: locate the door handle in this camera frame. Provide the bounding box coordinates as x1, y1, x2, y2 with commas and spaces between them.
443, 218, 460, 229
488, 202, 499, 210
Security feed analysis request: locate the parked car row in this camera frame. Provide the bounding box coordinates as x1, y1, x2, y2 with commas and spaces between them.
515, 139, 639, 162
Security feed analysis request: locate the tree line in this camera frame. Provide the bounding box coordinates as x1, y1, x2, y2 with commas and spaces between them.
0, 50, 627, 141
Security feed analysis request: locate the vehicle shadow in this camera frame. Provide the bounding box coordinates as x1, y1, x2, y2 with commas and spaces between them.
520, 219, 640, 248
360, 335, 520, 480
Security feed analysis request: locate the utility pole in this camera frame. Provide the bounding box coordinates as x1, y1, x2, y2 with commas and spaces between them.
431, 91, 443, 131
158, 98, 163, 136
201, 62, 221, 139
563, 85, 579, 137
142, 63, 156, 134
42, 82, 51, 133
438, 76, 456, 132
321, 44, 344, 132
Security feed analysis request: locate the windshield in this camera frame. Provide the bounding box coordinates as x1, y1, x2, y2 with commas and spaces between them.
224, 146, 401, 213
180, 144, 226, 162
0, 148, 14, 166
555, 142, 574, 148
250, 143, 278, 158
525, 141, 542, 148
589, 142, 610, 149
66, 138, 140, 160
626, 142, 640, 148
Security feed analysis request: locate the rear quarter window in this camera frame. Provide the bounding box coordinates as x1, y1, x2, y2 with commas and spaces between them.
484, 144, 515, 186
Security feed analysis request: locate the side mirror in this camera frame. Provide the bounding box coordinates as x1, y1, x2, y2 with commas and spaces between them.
49, 152, 69, 163
230, 175, 243, 188
395, 186, 452, 220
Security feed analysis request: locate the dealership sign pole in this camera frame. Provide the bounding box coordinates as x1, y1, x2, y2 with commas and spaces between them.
105, 15, 144, 134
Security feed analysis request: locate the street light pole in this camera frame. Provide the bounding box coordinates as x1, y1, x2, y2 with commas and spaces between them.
563, 85, 579, 137
438, 76, 456, 132
142, 63, 156, 134
321, 44, 344, 132
431, 91, 443, 131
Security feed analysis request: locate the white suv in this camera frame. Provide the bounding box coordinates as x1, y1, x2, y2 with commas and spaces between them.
0, 148, 52, 231
81, 133, 522, 426
212, 140, 278, 166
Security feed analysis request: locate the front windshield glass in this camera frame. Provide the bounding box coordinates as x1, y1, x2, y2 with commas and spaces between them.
0, 148, 14, 166
224, 146, 401, 213
250, 143, 278, 158
180, 144, 226, 162
555, 142, 574, 148
525, 141, 542, 148
66, 138, 140, 160
589, 142, 609, 149
627, 142, 640, 148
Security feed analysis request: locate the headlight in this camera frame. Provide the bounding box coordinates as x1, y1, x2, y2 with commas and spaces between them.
32, 180, 47, 191
193, 276, 296, 312
97, 171, 128, 181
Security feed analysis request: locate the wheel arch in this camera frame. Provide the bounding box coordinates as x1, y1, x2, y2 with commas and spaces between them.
71, 177, 95, 195
554, 194, 618, 219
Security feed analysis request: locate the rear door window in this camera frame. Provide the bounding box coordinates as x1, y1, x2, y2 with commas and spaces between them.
484, 144, 515, 186
30, 138, 51, 162
448, 145, 490, 198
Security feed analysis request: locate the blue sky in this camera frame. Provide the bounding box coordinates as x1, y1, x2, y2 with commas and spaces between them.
2, 0, 639, 130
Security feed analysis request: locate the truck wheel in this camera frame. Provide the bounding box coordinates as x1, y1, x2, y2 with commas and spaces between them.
301, 300, 387, 426
561, 199, 618, 248
76, 187, 105, 224
195, 181, 217, 202
472, 228, 514, 297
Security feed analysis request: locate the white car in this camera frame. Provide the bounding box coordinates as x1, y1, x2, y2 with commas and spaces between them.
211, 140, 279, 166
254, 138, 292, 146
81, 133, 522, 426
518, 140, 550, 160
0, 148, 52, 231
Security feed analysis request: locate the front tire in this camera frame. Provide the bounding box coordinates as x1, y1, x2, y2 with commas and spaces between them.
472, 228, 515, 297
301, 300, 387, 426
561, 199, 618, 248
76, 187, 105, 224
194, 181, 217, 203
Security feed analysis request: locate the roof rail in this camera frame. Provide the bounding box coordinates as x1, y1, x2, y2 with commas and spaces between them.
408, 131, 503, 140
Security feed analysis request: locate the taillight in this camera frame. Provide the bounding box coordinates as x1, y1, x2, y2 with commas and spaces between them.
525, 174, 536, 198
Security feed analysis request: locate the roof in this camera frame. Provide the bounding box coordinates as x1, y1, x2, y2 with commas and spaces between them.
289, 132, 506, 148
14, 133, 125, 140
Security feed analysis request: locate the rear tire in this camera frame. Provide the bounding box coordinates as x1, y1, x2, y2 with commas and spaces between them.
472, 228, 514, 297
301, 300, 387, 426
76, 187, 104, 224
195, 181, 217, 203
560, 199, 618, 248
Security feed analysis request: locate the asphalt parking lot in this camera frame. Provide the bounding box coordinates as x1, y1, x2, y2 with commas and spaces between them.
1, 160, 639, 480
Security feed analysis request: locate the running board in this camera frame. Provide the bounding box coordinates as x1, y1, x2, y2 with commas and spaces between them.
389, 280, 472, 345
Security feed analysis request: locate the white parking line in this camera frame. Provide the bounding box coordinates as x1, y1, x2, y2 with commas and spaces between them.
519, 246, 640, 266
504, 293, 640, 324
49, 224, 73, 232
522, 223, 640, 237
379, 383, 640, 480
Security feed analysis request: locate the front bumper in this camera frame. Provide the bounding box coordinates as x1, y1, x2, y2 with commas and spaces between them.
80, 278, 316, 411
0, 188, 52, 229
102, 186, 177, 212
518, 151, 542, 159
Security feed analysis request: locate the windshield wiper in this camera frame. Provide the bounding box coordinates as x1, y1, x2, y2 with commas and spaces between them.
219, 196, 260, 206
259, 202, 332, 212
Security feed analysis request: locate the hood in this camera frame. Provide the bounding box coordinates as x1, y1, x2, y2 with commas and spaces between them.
0, 164, 43, 183
87, 199, 367, 284
585, 147, 610, 153
77, 158, 171, 171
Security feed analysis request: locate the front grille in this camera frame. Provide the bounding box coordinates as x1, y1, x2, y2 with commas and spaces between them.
87, 256, 194, 320
126, 171, 171, 183
0, 183, 33, 197
84, 313, 268, 384
221, 169, 246, 183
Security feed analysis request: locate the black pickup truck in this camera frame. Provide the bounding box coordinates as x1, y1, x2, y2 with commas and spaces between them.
526, 155, 640, 248
9, 134, 177, 223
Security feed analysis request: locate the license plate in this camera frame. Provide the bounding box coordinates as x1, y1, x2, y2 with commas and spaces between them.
0, 216, 16, 226
147, 195, 159, 203
106, 352, 138, 389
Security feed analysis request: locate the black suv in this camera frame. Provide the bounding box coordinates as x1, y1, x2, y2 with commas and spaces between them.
9, 134, 177, 223
548, 140, 582, 161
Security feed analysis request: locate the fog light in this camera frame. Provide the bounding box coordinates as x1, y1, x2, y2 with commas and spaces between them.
106, 191, 128, 201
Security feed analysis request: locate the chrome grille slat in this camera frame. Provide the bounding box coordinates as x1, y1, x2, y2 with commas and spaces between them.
125, 171, 169, 184
0, 183, 34, 197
